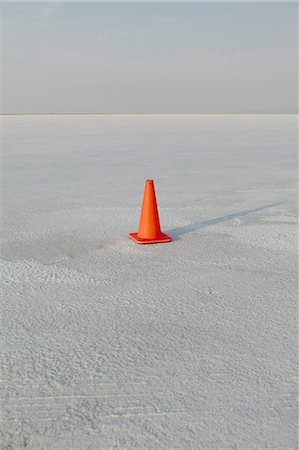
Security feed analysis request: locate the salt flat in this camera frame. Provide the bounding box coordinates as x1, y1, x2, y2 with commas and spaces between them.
1, 114, 297, 449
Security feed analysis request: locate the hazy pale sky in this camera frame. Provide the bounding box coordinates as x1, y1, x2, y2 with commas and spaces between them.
1, 2, 298, 113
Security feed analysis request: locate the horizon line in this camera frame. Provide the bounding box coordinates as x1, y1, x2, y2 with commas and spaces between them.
1, 112, 298, 116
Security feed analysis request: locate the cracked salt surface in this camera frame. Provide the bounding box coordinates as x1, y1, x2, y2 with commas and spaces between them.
1, 114, 297, 449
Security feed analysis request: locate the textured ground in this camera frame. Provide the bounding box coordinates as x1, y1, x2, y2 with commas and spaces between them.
1, 114, 298, 449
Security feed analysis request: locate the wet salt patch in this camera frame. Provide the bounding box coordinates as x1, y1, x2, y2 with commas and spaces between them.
0, 260, 112, 287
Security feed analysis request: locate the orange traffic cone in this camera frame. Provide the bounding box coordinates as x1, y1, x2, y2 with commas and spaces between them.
129, 179, 172, 244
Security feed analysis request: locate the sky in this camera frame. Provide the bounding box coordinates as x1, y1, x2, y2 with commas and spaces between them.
1, 2, 298, 114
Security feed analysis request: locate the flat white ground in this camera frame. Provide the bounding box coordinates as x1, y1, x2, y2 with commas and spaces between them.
1, 115, 297, 449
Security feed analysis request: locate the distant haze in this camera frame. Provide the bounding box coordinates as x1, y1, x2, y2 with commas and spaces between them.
1, 2, 298, 114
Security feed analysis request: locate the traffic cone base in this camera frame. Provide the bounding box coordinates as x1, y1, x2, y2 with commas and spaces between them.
129, 232, 172, 245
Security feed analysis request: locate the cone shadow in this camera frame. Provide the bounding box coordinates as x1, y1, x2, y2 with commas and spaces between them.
166, 202, 283, 240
